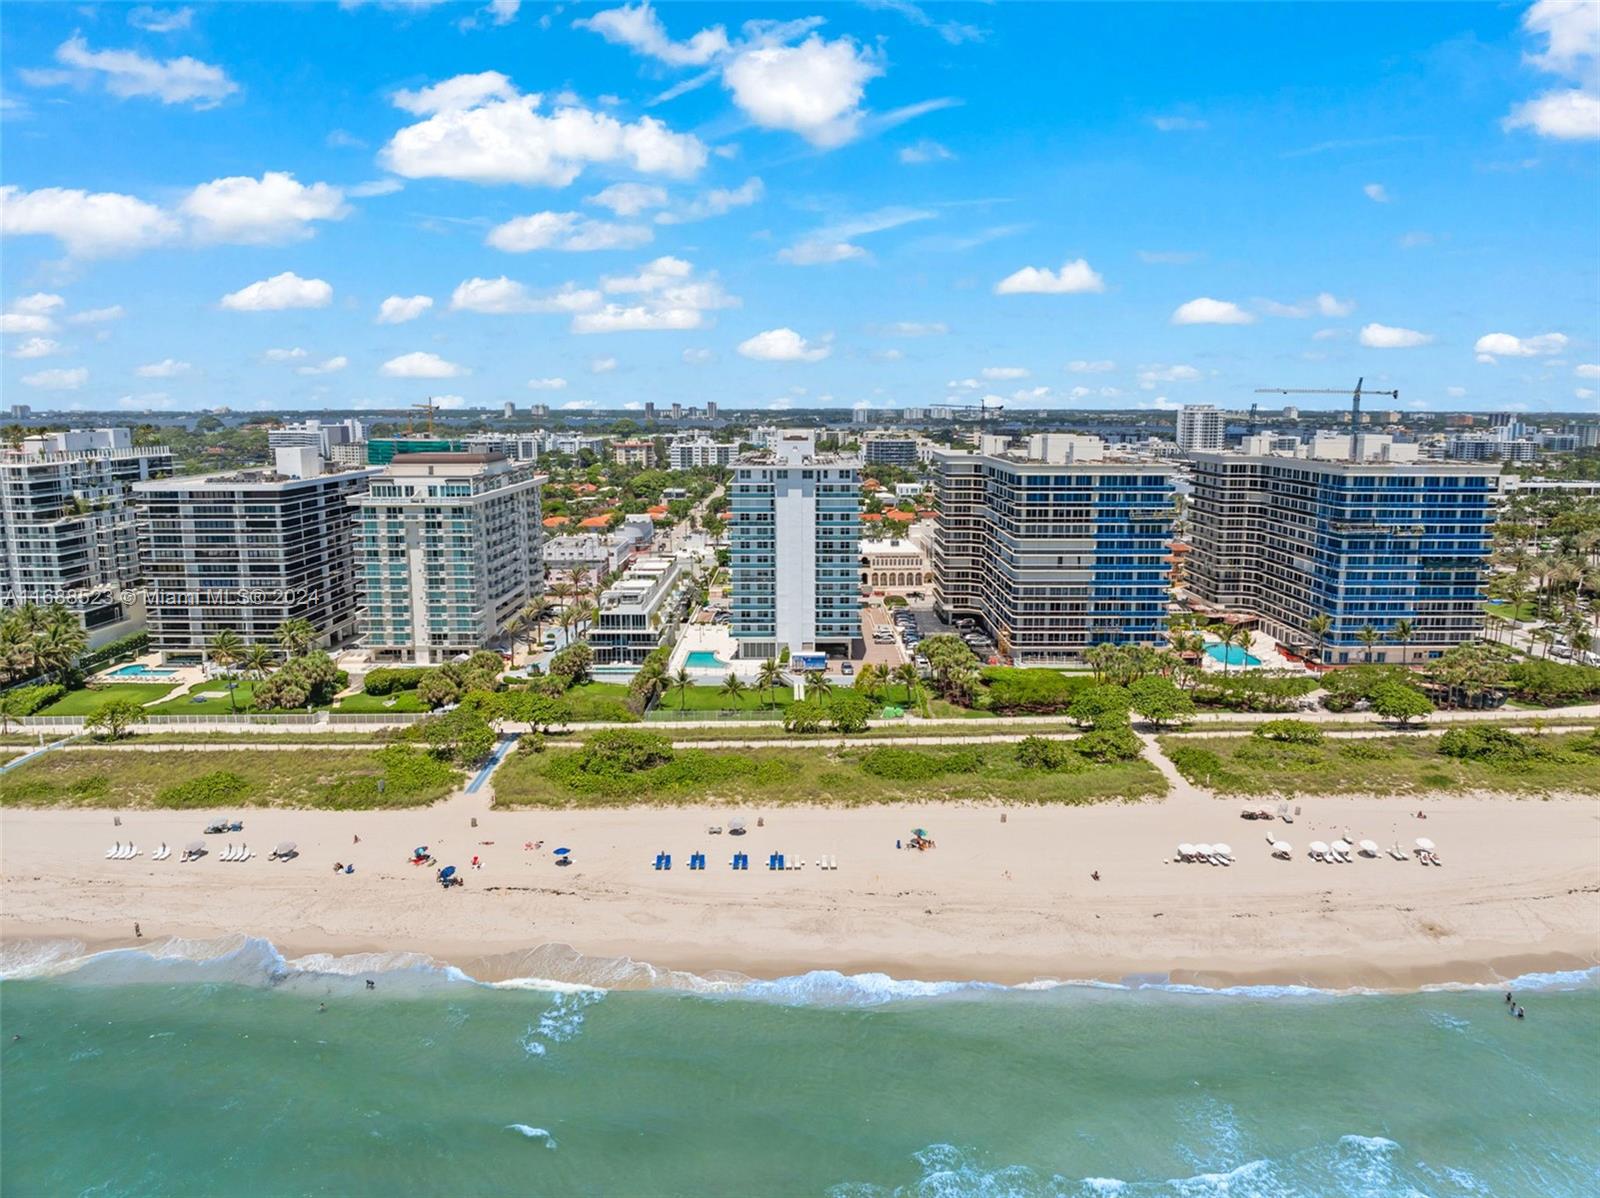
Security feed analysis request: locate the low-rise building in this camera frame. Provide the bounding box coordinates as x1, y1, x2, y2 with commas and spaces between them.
268, 418, 365, 457
351, 453, 543, 664
611, 439, 656, 468
591, 554, 695, 665
861, 432, 918, 467
668, 436, 738, 469
860, 535, 933, 594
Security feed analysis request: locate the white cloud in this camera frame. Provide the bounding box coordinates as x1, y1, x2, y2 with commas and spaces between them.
526, 376, 568, 390
981, 366, 1028, 380
560, 399, 598, 411
655, 176, 764, 224
574, 2, 731, 67
1473, 331, 1568, 361
682, 347, 715, 364
219, 272, 333, 311
380, 351, 465, 379
722, 34, 881, 148
1399, 231, 1434, 249
180, 172, 349, 243
1066, 359, 1115, 373
588, 182, 668, 216
1137, 363, 1201, 389
1316, 292, 1356, 317
381, 71, 707, 186
486, 210, 653, 252
1575, 363, 1600, 379
1446, 386, 1467, 398
450, 276, 602, 315
128, 7, 195, 33
296, 355, 348, 376
0, 185, 180, 257
135, 358, 191, 378
67, 305, 125, 324
1171, 297, 1254, 325
877, 321, 947, 336
898, 138, 953, 163
873, 348, 904, 362
377, 294, 433, 324
590, 356, 618, 373
9, 337, 59, 358
1259, 291, 1357, 319
487, 0, 520, 25
1359, 322, 1433, 348
779, 240, 868, 265
1151, 115, 1207, 131
573, 255, 738, 333
22, 366, 88, 390
1312, 328, 1345, 342
33, 34, 237, 108
738, 327, 831, 362
12, 293, 64, 315
1363, 182, 1390, 203
1137, 249, 1201, 265
994, 258, 1105, 295
1504, 1, 1600, 140
1578, 387, 1598, 400
263, 347, 308, 361
0, 313, 56, 335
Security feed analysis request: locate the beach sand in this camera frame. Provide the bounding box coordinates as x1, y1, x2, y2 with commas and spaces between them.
3, 791, 1597, 990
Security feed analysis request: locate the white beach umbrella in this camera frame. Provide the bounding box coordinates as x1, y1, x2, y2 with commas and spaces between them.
1332, 839, 1353, 855
1358, 839, 1380, 857
1309, 840, 1330, 857
1270, 840, 1292, 857
1212, 843, 1233, 859
1415, 837, 1435, 852
1178, 843, 1195, 859
1194, 843, 1213, 858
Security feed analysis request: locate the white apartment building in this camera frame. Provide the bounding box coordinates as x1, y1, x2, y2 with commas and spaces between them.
668, 437, 738, 470
860, 535, 933, 595
1, 428, 173, 644
267, 418, 366, 457
611, 439, 656, 468
591, 554, 694, 665
543, 516, 654, 575
351, 453, 543, 664
1176, 404, 1226, 453
135, 447, 378, 657
729, 430, 862, 659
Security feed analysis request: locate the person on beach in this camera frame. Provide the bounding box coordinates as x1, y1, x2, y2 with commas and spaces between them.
1091, 870, 1100, 882
1516, 1006, 1525, 1019
1505, 992, 1513, 1005
366, 980, 375, 991
134, 922, 141, 939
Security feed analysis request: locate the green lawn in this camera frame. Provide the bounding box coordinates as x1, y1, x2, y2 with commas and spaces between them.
144, 679, 259, 715
492, 742, 1166, 809
334, 690, 429, 713
558, 682, 640, 722
652, 683, 796, 715
1157, 731, 1600, 797
1484, 600, 1537, 623
0, 748, 461, 810
39, 682, 180, 715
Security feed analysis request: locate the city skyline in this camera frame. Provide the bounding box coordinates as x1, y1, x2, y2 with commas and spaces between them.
3, 1, 1597, 415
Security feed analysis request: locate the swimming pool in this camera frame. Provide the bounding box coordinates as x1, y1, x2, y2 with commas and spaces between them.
107, 664, 179, 679
684, 651, 729, 669
1204, 643, 1261, 667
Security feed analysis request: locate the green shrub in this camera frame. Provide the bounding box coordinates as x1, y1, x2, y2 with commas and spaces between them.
858, 747, 982, 780
363, 667, 430, 696
78, 631, 149, 674
1015, 736, 1088, 772
1370, 682, 1434, 725
1506, 660, 1600, 706
1253, 719, 1324, 745
1235, 739, 1323, 767
827, 690, 874, 734
1167, 746, 1225, 785
1438, 727, 1543, 764
783, 698, 827, 734
157, 770, 252, 808
1068, 684, 1132, 729
1073, 726, 1142, 763
980, 668, 1090, 714
1190, 672, 1318, 713
2, 683, 67, 717
1337, 740, 1393, 761
573, 729, 675, 774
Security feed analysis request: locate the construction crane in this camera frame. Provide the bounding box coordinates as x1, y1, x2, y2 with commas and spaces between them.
1254, 377, 1399, 461
406, 397, 437, 436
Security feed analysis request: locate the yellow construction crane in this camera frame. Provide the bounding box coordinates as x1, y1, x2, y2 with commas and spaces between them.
1254, 377, 1399, 461
407, 397, 437, 436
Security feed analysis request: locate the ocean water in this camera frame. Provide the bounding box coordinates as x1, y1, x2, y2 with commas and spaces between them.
2, 941, 1597, 1197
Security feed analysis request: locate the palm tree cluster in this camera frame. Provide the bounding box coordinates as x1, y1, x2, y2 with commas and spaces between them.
0, 603, 89, 683
1485, 491, 1599, 660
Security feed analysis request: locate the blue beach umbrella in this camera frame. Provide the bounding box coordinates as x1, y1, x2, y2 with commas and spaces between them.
440, 865, 457, 879
553, 847, 571, 856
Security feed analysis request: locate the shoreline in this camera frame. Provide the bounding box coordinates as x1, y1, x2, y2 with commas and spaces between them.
5, 795, 1598, 996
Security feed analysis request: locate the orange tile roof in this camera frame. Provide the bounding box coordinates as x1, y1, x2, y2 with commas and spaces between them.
579, 515, 611, 529
647, 504, 669, 515
861, 512, 884, 523
863, 478, 881, 489
542, 515, 570, 528
883, 508, 914, 521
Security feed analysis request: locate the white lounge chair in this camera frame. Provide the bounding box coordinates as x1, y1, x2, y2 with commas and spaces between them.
117, 844, 133, 860
238, 845, 251, 861
127, 844, 140, 859
829, 856, 838, 870
156, 844, 170, 861
106, 843, 120, 859
1211, 843, 1234, 866
1388, 843, 1408, 861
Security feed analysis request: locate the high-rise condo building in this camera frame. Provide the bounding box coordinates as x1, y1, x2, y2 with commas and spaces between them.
861, 432, 919, 467
134, 447, 379, 657
1, 428, 173, 644
351, 453, 543, 664
1185, 451, 1497, 664
668, 437, 738, 469
932, 438, 1175, 662
729, 430, 861, 660
1176, 404, 1225, 453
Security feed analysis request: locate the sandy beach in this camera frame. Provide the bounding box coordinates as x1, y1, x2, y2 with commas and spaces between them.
4, 785, 1597, 991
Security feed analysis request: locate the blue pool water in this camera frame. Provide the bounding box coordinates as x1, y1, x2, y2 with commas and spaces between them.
1204, 643, 1261, 667
106, 664, 178, 679
684, 651, 728, 669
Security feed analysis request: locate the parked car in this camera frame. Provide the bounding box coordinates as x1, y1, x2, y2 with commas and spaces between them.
841, 662, 854, 675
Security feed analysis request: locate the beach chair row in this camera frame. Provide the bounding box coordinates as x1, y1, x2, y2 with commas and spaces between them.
652, 851, 839, 871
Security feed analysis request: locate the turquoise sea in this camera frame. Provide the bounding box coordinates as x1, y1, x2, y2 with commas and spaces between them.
2, 940, 1596, 1197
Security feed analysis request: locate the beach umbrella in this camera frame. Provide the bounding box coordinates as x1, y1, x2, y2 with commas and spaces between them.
1414, 837, 1435, 852
553, 847, 571, 856
1332, 839, 1352, 855
1358, 839, 1380, 857
274, 841, 296, 857
1194, 843, 1213, 858
912, 828, 928, 837
440, 865, 457, 879
185, 840, 206, 855
1309, 840, 1330, 857
728, 818, 746, 831
414, 845, 428, 857
1178, 843, 1195, 859
1270, 840, 1292, 857
1212, 843, 1233, 859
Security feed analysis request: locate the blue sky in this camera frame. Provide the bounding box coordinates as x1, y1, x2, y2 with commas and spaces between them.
2, 0, 1597, 415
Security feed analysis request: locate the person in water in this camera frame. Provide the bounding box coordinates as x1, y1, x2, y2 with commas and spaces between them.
1516, 1006, 1526, 1019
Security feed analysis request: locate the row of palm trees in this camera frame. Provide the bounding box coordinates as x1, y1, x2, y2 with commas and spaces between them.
0, 603, 89, 683
653, 659, 922, 713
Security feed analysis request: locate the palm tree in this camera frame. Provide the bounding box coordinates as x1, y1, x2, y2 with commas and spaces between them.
208, 629, 244, 714
757, 657, 784, 710
1306, 614, 1333, 666
893, 661, 920, 705
671, 666, 693, 711
276, 618, 316, 658
242, 643, 275, 681
1388, 618, 1415, 666
34, 619, 88, 679
855, 662, 883, 702
804, 669, 832, 699
718, 672, 748, 711
1357, 623, 1380, 665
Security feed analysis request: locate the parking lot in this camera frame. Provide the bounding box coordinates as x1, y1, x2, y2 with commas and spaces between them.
860, 605, 907, 670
